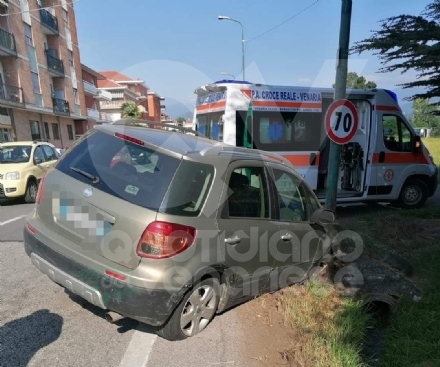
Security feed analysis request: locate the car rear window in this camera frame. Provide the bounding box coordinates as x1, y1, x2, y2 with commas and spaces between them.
159, 159, 214, 217
55, 130, 181, 210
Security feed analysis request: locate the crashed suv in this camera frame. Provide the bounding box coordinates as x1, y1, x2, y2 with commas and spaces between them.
24, 119, 337, 341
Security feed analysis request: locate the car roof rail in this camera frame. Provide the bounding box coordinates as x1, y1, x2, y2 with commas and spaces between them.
111, 119, 207, 138
219, 147, 291, 165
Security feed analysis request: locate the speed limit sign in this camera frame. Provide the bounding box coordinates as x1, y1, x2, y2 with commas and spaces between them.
325, 99, 359, 144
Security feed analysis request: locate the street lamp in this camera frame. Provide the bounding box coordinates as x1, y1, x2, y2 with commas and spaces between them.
218, 15, 245, 80
221, 71, 235, 80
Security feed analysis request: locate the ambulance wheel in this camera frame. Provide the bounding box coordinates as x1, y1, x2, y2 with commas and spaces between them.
396, 178, 428, 209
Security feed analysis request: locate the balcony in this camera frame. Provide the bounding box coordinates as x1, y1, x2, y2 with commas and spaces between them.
52, 97, 70, 116
0, 84, 25, 107
99, 112, 113, 123
95, 89, 112, 101
87, 108, 100, 120
83, 80, 97, 95
46, 52, 64, 77
0, 28, 17, 57
99, 100, 124, 109
39, 8, 59, 35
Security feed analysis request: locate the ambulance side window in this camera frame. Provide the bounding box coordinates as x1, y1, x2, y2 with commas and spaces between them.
382, 115, 412, 153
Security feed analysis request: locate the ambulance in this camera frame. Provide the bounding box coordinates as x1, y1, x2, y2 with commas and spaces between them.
193, 80, 438, 208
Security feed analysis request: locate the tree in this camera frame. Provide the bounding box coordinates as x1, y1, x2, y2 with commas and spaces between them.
410, 98, 440, 128
332, 71, 377, 89
351, 1, 440, 105
176, 117, 186, 126
121, 101, 141, 119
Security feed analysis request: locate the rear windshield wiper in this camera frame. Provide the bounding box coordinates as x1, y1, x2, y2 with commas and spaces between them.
70, 167, 100, 184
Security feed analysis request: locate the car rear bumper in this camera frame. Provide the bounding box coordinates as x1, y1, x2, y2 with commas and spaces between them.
23, 228, 184, 327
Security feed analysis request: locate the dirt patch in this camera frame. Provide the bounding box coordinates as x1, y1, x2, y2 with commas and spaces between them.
236, 293, 298, 366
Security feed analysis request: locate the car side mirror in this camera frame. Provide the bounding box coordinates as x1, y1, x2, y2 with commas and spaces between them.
34, 157, 42, 165
310, 208, 336, 224
413, 135, 422, 153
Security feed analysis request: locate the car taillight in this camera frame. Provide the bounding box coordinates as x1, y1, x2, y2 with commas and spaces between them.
36, 172, 47, 204
136, 221, 196, 259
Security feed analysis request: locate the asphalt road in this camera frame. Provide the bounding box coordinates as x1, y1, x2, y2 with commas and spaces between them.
1, 187, 438, 366
0, 200, 248, 367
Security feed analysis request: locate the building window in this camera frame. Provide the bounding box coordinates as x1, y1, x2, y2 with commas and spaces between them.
67, 124, 73, 140
24, 23, 32, 46
52, 123, 60, 139
31, 72, 40, 93
0, 107, 9, 116
44, 122, 50, 139
68, 50, 73, 66
0, 127, 13, 142
63, 9, 68, 28
29, 121, 41, 140
73, 88, 78, 103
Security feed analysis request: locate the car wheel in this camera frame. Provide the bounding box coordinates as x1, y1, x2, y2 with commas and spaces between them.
156, 277, 221, 341
396, 178, 428, 209
24, 180, 38, 203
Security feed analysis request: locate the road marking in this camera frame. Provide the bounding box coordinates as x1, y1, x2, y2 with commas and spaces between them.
118, 324, 157, 367
0, 215, 27, 226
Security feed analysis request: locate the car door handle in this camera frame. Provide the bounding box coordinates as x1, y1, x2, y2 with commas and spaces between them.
281, 233, 293, 241
225, 236, 241, 245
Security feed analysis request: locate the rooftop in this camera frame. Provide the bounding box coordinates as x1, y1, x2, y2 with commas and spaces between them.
97, 79, 122, 89
81, 64, 106, 80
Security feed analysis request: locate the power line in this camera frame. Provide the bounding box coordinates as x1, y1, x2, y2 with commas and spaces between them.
0, 0, 83, 17
246, 0, 319, 44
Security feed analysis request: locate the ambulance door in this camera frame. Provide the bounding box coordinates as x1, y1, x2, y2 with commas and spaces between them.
372, 112, 418, 198
342, 99, 372, 194
195, 113, 210, 137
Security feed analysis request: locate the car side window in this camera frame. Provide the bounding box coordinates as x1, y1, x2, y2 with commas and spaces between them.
307, 190, 321, 217
382, 115, 413, 153
33, 146, 45, 163
271, 169, 308, 222
42, 145, 57, 161
227, 166, 269, 218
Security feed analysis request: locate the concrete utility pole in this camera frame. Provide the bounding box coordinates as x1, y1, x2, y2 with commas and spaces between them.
325, 0, 353, 211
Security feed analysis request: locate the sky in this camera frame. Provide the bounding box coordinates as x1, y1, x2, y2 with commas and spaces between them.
74, 0, 432, 118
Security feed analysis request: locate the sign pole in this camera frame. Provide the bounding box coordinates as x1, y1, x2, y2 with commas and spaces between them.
325, 0, 353, 211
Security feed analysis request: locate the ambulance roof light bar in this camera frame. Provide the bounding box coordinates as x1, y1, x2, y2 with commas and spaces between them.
383, 89, 399, 104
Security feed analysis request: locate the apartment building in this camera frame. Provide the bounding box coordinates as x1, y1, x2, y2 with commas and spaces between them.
147, 91, 165, 122
75, 63, 111, 135
0, 0, 85, 147
161, 111, 173, 123
97, 71, 165, 122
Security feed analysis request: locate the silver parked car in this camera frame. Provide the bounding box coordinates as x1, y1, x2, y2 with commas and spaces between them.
24, 119, 336, 341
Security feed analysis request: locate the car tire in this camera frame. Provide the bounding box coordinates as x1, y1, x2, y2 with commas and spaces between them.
155, 277, 221, 341
396, 178, 429, 209
24, 180, 38, 204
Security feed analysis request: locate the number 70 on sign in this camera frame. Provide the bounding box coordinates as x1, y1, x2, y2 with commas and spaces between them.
324, 99, 359, 145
